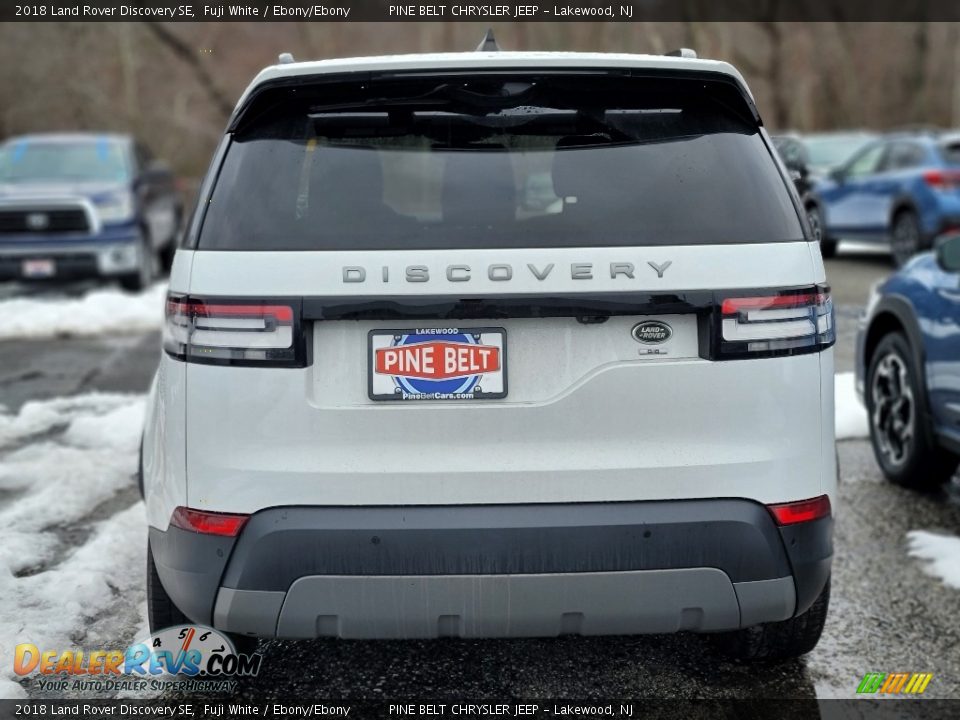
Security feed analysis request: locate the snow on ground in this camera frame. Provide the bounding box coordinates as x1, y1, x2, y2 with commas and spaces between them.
907, 530, 960, 591
835, 371, 869, 440
0, 394, 145, 574
0, 394, 147, 698
0, 283, 166, 340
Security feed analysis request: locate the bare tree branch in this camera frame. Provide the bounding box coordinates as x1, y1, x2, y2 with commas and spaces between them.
142, 23, 233, 118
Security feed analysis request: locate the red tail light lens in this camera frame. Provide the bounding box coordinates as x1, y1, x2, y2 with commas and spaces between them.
170, 507, 249, 537
922, 170, 960, 191
716, 285, 834, 358
164, 295, 303, 366
767, 495, 832, 526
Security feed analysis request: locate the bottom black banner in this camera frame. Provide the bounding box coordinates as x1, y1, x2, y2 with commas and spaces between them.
0, 700, 957, 720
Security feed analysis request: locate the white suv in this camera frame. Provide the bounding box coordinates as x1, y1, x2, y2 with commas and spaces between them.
142, 49, 836, 660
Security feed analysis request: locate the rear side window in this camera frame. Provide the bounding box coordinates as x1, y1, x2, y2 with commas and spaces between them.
941, 141, 960, 165
883, 142, 927, 171
199, 74, 802, 251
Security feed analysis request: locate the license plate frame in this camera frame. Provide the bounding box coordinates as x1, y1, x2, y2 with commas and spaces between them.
368, 327, 508, 402
22, 259, 56, 279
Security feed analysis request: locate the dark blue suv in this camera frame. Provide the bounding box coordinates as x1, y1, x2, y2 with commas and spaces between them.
0, 133, 182, 290
856, 233, 960, 489
807, 132, 960, 266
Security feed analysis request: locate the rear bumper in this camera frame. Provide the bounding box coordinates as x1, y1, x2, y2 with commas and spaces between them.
150, 499, 832, 639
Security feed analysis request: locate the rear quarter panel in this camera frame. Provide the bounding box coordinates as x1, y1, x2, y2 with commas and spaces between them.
143, 250, 193, 530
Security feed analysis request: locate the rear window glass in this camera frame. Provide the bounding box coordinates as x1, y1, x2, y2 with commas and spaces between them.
199, 74, 802, 250
941, 141, 960, 165
0, 139, 129, 184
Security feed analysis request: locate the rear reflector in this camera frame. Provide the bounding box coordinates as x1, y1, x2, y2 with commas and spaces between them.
767, 495, 832, 526
164, 295, 303, 366
170, 507, 249, 537
717, 285, 834, 358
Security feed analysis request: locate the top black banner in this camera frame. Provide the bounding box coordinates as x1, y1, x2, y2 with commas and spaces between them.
3, 0, 960, 23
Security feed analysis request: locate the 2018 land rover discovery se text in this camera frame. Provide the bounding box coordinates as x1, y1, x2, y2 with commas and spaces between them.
142, 50, 836, 660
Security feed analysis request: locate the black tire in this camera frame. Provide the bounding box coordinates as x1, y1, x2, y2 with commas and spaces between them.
147, 541, 260, 655
119, 233, 154, 292
865, 332, 958, 490
158, 210, 181, 274
891, 210, 922, 268
147, 541, 190, 633
159, 242, 177, 275
806, 204, 836, 259
715, 578, 830, 661
227, 633, 260, 656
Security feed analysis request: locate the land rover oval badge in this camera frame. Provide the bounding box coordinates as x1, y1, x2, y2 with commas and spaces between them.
631, 320, 672, 344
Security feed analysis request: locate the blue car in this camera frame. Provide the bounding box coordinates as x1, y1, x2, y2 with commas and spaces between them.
807, 132, 960, 266
856, 233, 960, 489
0, 133, 182, 290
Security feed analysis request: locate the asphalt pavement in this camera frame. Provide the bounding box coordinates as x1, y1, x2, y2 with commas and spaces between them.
2, 242, 959, 700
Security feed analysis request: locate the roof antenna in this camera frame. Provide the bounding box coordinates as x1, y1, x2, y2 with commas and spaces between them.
278, 52, 295, 64
476, 29, 500, 52
664, 48, 697, 59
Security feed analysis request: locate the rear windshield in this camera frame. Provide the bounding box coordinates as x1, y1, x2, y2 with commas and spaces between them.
199, 74, 803, 250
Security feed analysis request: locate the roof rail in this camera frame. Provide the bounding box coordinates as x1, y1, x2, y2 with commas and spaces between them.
664, 48, 697, 59
278, 52, 295, 64
885, 124, 942, 136
476, 29, 501, 52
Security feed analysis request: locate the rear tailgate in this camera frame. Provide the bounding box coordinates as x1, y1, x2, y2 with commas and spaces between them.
183, 243, 828, 510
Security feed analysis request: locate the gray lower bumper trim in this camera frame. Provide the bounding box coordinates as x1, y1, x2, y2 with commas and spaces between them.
733, 577, 797, 627
213, 571, 796, 640
213, 588, 285, 638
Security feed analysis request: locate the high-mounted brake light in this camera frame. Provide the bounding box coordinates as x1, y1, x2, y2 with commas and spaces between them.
170, 507, 249, 537
164, 295, 303, 366
716, 285, 834, 359
767, 495, 832, 526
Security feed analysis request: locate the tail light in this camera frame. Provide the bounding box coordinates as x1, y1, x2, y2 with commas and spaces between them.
164, 295, 305, 367
922, 170, 960, 191
767, 495, 831, 526
715, 285, 834, 359
171, 507, 249, 537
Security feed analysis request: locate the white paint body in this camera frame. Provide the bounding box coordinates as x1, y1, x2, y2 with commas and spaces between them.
142, 51, 835, 531
144, 244, 835, 529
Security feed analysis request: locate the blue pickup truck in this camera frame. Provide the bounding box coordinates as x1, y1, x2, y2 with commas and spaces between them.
0, 133, 182, 290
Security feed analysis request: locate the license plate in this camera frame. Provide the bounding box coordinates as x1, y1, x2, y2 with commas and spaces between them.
369, 327, 507, 401
22, 259, 56, 278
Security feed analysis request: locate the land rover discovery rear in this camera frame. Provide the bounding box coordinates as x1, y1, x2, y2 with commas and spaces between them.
142, 50, 836, 660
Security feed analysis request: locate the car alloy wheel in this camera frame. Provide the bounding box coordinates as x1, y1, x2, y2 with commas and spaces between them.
891, 212, 920, 267
870, 351, 915, 467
